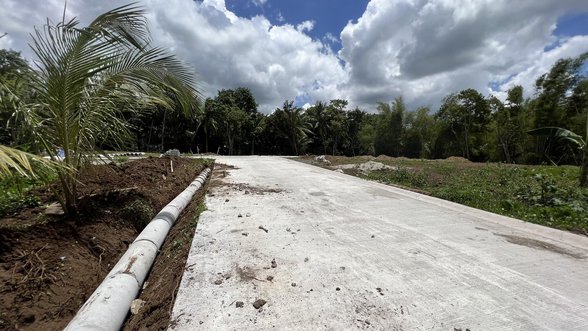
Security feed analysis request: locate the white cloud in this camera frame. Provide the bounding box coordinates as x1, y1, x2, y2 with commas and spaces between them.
0, 0, 345, 113
324, 32, 339, 45
296, 20, 314, 33
1, 0, 588, 113
496, 35, 588, 98
339, 0, 588, 109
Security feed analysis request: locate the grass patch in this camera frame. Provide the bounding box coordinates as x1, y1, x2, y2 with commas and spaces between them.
0, 174, 53, 217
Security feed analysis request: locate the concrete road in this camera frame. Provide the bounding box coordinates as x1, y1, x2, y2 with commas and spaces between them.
171, 156, 588, 330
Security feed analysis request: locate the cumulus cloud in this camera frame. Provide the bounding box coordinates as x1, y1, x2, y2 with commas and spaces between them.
296, 20, 315, 33
1, 0, 588, 112
0, 0, 346, 112
339, 0, 588, 109
145, 0, 346, 112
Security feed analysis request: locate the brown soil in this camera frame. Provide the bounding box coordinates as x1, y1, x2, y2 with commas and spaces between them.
123, 166, 212, 331
445, 156, 472, 163
0, 156, 210, 331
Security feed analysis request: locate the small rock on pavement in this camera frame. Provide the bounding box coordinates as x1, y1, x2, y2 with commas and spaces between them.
252, 299, 267, 309
271, 259, 277, 268
291, 282, 297, 287
236, 301, 244, 308
214, 279, 223, 285
130, 299, 145, 315
266, 275, 274, 281
238, 213, 243, 218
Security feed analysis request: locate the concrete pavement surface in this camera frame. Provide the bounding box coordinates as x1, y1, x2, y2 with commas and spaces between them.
170, 156, 588, 330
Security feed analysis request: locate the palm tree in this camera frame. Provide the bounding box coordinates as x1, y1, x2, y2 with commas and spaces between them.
307, 101, 330, 154
277, 100, 309, 155
201, 98, 219, 153
8, 5, 201, 217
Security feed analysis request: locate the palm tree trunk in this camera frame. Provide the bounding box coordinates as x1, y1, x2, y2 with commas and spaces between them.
147, 118, 154, 147
204, 128, 209, 153
160, 110, 166, 152
464, 129, 470, 160
580, 148, 588, 187
581, 114, 588, 187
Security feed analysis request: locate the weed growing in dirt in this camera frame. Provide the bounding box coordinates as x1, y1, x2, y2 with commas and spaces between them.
0, 174, 54, 216
168, 202, 206, 254
113, 155, 129, 164
119, 198, 154, 231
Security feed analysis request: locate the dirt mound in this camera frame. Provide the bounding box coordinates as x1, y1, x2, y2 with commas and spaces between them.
0, 157, 209, 331
445, 156, 472, 163
375, 155, 395, 162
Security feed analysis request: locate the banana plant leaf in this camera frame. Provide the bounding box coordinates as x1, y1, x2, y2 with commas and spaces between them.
528, 127, 586, 149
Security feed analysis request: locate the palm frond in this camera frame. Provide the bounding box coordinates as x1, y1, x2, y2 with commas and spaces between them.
0, 145, 63, 178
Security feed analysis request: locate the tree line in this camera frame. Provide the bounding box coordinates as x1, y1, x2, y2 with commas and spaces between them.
1, 47, 587, 171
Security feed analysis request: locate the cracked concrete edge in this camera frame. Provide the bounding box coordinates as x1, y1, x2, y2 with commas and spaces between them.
289, 157, 588, 252
64, 167, 211, 331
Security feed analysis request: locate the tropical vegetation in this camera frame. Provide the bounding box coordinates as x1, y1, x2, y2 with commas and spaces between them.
0, 5, 201, 217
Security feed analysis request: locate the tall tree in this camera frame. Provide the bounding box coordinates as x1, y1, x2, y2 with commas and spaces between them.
209, 87, 259, 154
0, 49, 35, 149
306, 101, 330, 154
221, 105, 247, 155
438, 89, 490, 160
201, 98, 219, 153
403, 107, 438, 158
534, 52, 588, 128
346, 107, 367, 156
273, 100, 308, 155
374, 97, 405, 156
491, 86, 528, 163
325, 100, 348, 155
531, 53, 587, 164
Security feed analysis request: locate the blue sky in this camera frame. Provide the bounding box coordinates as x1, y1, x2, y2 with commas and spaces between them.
227, 0, 370, 51
555, 12, 588, 37
543, 12, 588, 52
1, 0, 588, 112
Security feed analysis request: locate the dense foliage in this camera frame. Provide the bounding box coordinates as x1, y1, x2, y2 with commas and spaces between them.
1, 38, 587, 183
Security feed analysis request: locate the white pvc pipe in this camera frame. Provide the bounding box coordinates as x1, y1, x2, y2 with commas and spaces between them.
65, 167, 211, 331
